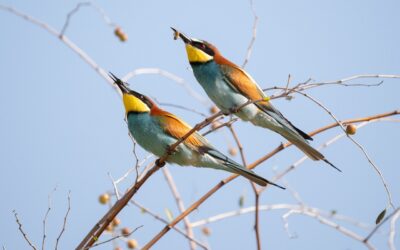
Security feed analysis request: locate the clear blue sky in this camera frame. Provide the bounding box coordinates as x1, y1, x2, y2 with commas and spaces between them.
1, 0, 399, 249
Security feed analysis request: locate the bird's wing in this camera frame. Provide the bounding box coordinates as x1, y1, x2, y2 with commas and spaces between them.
151, 109, 212, 151
219, 63, 267, 102
219, 63, 312, 140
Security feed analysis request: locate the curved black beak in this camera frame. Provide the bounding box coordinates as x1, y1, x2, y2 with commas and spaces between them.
109, 72, 130, 94
171, 27, 191, 44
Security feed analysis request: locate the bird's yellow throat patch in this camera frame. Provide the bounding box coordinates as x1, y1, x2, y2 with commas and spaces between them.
185, 44, 213, 63
122, 94, 150, 113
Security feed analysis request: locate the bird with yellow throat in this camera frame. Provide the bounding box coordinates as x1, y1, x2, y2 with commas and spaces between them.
172, 28, 340, 172
110, 73, 284, 188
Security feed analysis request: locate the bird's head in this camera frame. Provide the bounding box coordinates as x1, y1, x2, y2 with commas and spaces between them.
109, 73, 153, 114
171, 27, 218, 64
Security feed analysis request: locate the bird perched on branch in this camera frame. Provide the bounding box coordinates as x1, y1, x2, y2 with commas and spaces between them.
109, 73, 284, 188
172, 28, 340, 171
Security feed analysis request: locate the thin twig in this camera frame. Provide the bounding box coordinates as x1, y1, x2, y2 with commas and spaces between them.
253, 191, 261, 250
130, 200, 208, 250
84, 226, 142, 249
283, 208, 375, 250
157, 101, 207, 117
274, 87, 394, 208
60, 2, 91, 36
228, 125, 262, 249
42, 187, 57, 250
0, 4, 112, 85
55, 191, 71, 250
265, 74, 399, 100
242, 0, 259, 68
388, 208, 400, 250
202, 118, 239, 136
115, 154, 154, 185
162, 167, 197, 250
190, 203, 370, 229
60, 1, 117, 36
123, 68, 209, 106
13, 210, 37, 250
108, 173, 120, 200
364, 207, 400, 243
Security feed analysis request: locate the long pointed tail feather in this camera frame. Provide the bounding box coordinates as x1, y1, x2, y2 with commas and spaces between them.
225, 162, 286, 189
280, 130, 342, 172
206, 149, 285, 188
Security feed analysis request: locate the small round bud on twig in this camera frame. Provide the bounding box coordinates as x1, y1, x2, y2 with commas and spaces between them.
121, 227, 131, 237
114, 27, 128, 42
105, 223, 114, 232
202, 227, 211, 236
210, 106, 219, 114
346, 124, 357, 135
112, 217, 121, 227
127, 239, 138, 249
98, 193, 110, 204
228, 147, 238, 156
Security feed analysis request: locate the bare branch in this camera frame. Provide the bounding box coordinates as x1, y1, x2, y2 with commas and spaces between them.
273, 87, 394, 208
283, 208, 375, 250
108, 173, 120, 200
191, 203, 370, 231
42, 187, 57, 250
312, 74, 399, 86
116, 154, 154, 185
13, 210, 37, 250
131, 200, 208, 249
162, 167, 197, 250
60, 1, 117, 36
388, 208, 400, 250
265, 74, 400, 100
55, 191, 71, 250
202, 117, 239, 136
123, 68, 210, 106
364, 207, 400, 243
0, 4, 112, 85
84, 225, 142, 249
227, 125, 262, 249
242, 0, 259, 68
60, 2, 91, 36
156, 100, 207, 117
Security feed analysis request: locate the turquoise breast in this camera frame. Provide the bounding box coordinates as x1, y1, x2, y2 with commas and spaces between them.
191, 61, 257, 121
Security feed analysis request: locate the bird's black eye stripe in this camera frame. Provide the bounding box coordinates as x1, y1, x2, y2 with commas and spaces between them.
192, 41, 214, 56
142, 96, 153, 108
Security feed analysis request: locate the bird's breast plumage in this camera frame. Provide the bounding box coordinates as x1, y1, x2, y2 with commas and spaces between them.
127, 112, 206, 166
127, 113, 172, 157
191, 61, 258, 121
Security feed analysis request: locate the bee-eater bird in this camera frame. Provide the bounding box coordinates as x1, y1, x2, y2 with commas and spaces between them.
171, 28, 340, 171
109, 73, 284, 188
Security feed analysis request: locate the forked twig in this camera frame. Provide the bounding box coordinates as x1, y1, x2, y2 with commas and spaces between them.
55, 191, 71, 250
13, 210, 37, 250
